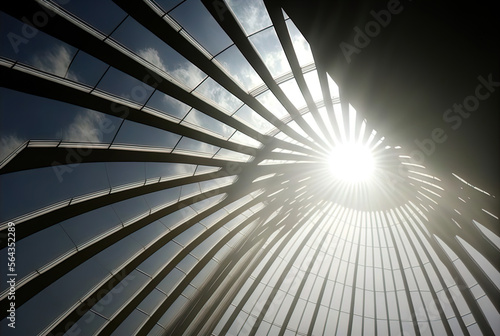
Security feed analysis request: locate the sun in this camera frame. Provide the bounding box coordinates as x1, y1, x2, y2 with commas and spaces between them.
328, 142, 375, 182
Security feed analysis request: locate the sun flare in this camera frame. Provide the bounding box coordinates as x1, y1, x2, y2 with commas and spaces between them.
328, 143, 375, 182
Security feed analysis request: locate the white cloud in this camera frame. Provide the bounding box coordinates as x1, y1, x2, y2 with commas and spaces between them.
184, 109, 235, 138
138, 47, 167, 72
226, 0, 272, 35
262, 50, 290, 78
286, 20, 315, 66
0, 134, 25, 162
62, 110, 107, 143
220, 58, 262, 91
32, 45, 77, 79
138, 47, 205, 89
196, 78, 242, 113
171, 62, 206, 89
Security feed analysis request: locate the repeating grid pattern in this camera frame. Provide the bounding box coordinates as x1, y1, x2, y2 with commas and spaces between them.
0, 0, 498, 335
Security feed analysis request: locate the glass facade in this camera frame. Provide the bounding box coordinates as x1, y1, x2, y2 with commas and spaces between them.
0, 0, 498, 335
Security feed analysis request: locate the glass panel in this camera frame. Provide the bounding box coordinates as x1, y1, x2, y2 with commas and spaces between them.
137, 288, 167, 315
130, 220, 169, 248
213, 148, 252, 162
182, 109, 236, 139
159, 207, 197, 230
179, 183, 201, 200
56, 0, 127, 35
153, 0, 184, 12
458, 236, 500, 289
194, 165, 221, 175
174, 137, 220, 156
0, 13, 77, 76
137, 241, 182, 277
156, 267, 185, 295
285, 18, 314, 66
67, 310, 107, 336
0, 163, 109, 222
303, 113, 328, 143
113, 120, 181, 148
146, 162, 197, 180
96, 67, 155, 104
169, 0, 232, 55
94, 235, 144, 273
194, 77, 243, 114
110, 309, 148, 335
327, 73, 340, 99
228, 131, 262, 148
112, 195, 150, 224
106, 162, 146, 187
60, 205, 122, 248
144, 187, 182, 210
303, 70, 323, 103
215, 45, 263, 91
225, 0, 272, 36
91, 270, 150, 319
199, 176, 237, 192
249, 27, 291, 78
190, 258, 219, 288
0, 224, 75, 283
255, 90, 289, 120
66, 50, 109, 87
0, 89, 121, 158
279, 78, 306, 109
157, 295, 188, 328
146, 90, 192, 120
111, 16, 206, 90
190, 194, 226, 213
233, 104, 275, 134
174, 223, 206, 247
0, 258, 109, 335
147, 324, 167, 336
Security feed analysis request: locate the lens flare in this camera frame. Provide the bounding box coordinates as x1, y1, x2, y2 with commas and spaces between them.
329, 143, 374, 182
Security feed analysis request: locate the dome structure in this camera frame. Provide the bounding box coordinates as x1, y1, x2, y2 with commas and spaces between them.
0, 0, 498, 335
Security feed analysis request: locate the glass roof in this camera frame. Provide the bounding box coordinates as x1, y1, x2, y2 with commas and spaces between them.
0, 1, 499, 335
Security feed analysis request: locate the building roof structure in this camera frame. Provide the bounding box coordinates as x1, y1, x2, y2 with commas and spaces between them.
0, 0, 498, 335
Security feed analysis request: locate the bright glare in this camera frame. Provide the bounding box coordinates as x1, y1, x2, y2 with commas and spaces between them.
329, 143, 374, 182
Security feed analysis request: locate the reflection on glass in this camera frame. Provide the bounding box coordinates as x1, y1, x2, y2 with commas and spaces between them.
255, 90, 289, 120
0, 164, 109, 222
285, 18, 314, 67
215, 45, 263, 91
60, 206, 122, 247
111, 16, 206, 89
225, 0, 272, 36
233, 105, 275, 134
146, 91, 193, 120
55, 0, 127, 35
170, 0, 232, 55
113, 120, 181, 148
249, 27, 291, 78
229, 131, 262, 148
66, 51, 109, 87
174, 137, 220, 157
303, 70, 323, 103
0, 13, 77, 77
279, 78, 306, 109
194, 77, 243, 114
96, 67, 155, 104
182, 109, 236, 139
